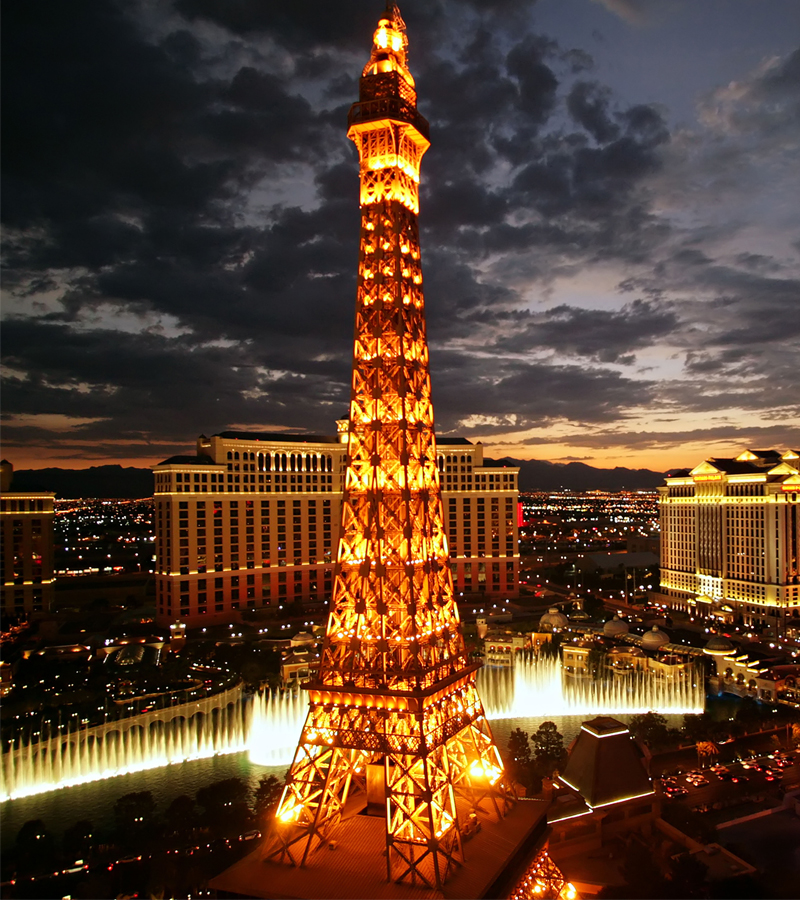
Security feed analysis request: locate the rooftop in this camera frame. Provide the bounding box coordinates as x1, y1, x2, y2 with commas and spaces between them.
156, 454, 216, 466
213, 430, 340, 444
211, 798, 548, 899
560, 717, 654, 809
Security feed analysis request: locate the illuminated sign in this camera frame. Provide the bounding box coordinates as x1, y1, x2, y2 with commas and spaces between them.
693, 474, 722, 482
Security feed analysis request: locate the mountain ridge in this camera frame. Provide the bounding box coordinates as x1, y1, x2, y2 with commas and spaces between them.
8, 459, 665, 497
483, 457, 665, 492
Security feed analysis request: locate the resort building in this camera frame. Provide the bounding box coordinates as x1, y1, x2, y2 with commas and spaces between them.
152, 424, 519, 626
0, 461, 56, 617
655, 448, 800, 632
482, 632, 526, 665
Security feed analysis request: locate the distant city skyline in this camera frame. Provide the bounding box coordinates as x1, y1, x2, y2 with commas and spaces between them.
3, 0, 799, 472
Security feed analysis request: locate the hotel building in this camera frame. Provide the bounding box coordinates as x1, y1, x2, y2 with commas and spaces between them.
0, 460, 56, 617
153, 425, 519, 626
656, 448, 800, 630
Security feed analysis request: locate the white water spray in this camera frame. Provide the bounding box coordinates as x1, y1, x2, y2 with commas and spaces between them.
1, 656, 703, 801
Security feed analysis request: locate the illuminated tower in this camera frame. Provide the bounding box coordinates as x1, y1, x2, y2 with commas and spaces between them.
266, 4, 513, 890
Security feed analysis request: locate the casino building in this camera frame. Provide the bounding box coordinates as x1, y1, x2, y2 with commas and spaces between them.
0, 460, 55, 617
655, 448, 800, 630
152, 424, 519, 626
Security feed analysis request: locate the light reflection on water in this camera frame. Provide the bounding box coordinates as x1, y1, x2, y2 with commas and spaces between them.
1, 710, 689, 850
0, 751, 286, 851
2, 658, 703, 848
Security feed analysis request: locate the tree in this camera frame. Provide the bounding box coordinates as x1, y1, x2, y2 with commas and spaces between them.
531, 721, 566, 776
735, 696, 763, 731
163, 794, 197, 842
196, 777, 252, 836
114, 791, 156, 844
539, 633, 562, 660
696, 741, 718, 767
629, 711, 670, 749
63, 819, 95, 861
253, 774, 283, 819
682, 712, 714, 744
504, 728, 541, 795
15, 819, 56, 876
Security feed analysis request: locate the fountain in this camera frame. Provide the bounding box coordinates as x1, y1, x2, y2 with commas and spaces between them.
1, 656, 703, 802
478, 655, 705, 719
247, 689, 308, 767
0, 690, 302, 802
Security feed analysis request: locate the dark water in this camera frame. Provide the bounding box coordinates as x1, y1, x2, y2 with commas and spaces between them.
1, 711, 688, 850
0, 752, 285, 851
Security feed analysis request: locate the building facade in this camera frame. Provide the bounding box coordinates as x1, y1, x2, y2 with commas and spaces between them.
153, 426, 519, 626
656, 448, 800, 630
1, 461, 56, 617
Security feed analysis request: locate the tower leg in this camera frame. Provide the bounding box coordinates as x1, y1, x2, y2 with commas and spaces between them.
264, 741, 365, 866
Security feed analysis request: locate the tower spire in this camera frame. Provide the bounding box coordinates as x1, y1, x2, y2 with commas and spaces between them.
263, 9, 512, 891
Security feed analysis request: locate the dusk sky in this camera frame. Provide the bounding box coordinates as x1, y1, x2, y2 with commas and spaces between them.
2, 0, 799, 473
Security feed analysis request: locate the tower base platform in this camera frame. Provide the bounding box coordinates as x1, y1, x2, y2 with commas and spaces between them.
211, 799, 549, 900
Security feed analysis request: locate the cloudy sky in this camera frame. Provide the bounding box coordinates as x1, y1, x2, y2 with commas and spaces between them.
2, 0, 799, 473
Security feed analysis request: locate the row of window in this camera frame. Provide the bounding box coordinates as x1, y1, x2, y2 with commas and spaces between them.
0, 499, 52, 512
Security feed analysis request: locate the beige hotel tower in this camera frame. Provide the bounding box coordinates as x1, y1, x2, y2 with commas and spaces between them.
657, 448, 800, 631
153, 423, 519, 626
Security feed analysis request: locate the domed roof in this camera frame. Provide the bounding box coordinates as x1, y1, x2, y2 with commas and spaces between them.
641, 625, 669, 649
290, 631, 315, 647
704, 634, 734, 655
538, 607, 569, 631
603, 615, 629, 637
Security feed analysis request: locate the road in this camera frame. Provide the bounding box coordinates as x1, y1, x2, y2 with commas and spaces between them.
658, 749, 800, 816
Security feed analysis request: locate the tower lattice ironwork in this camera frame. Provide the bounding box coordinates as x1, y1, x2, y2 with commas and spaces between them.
265, 4, 514, 891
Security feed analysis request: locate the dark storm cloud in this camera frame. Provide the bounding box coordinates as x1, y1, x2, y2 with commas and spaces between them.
3, 0, 797, 463
431, 354, 656, 434
566, 81, 620, 144
0, 317, 350, 450
497, 299, 679, 363
540, 421, 800, 454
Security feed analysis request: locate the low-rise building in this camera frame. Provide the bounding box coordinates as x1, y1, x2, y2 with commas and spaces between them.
280, 650, 320, 688
483, 632, 526, 665
562, 643, 592, 676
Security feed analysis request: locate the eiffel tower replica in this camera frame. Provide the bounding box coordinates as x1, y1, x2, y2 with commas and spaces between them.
263, 6, 513, 890
215, 5, 572, 897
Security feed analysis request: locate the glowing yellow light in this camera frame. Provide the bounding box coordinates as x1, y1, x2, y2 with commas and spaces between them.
278, 797, 302, 823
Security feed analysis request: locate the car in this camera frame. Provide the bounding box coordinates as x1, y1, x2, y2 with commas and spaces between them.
689, 776, 709, 787
240, 830, 262, 841
62, 861, 89, 875
664, 785, 688, 798
764, 769, 777, 781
